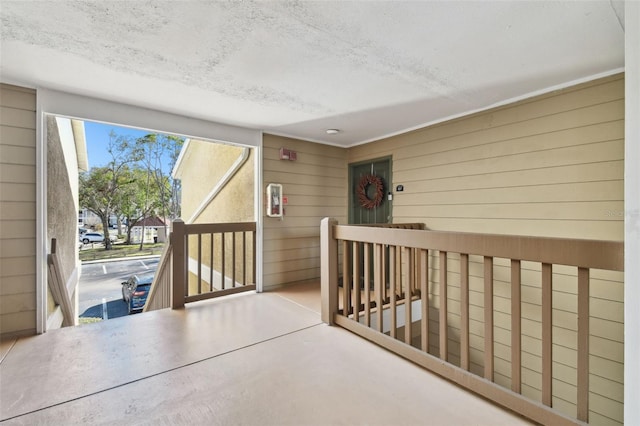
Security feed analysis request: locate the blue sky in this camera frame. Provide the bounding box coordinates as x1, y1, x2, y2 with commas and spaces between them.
83, 121, 154, 169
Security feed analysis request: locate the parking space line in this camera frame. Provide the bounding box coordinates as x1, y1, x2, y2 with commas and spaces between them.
102, 298, 109, 320
139, 260, 150, 269
102, 265, 107, 275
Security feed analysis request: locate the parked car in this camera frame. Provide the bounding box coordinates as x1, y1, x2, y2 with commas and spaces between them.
79, 232, 117, 244
80, 232, 105, 244
121, 273, 154, 314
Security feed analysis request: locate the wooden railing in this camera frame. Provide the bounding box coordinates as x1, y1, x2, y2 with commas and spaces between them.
143, 240, 173, 312
320, 218, 624, 426
144, 219, 257, 311
47, 238, 75, 326
171, 219, 257, 308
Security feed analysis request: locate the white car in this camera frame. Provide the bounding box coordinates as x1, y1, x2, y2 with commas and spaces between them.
79, 232, 116, 244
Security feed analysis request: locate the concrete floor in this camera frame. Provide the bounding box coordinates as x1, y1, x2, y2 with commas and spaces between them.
0, 282, 530, 425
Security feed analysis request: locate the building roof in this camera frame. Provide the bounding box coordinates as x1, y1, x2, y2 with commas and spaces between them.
131, 216, 168, 228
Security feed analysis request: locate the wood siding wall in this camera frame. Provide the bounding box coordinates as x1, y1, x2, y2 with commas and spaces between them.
0, 84, 37, 338
262, 134, 347, 289
348, 74, 624, 425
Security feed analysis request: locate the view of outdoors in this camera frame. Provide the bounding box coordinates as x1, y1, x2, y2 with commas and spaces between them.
77, 120, 184, 322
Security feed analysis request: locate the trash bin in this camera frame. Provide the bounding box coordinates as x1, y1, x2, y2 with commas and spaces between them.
154, 236, 158, 243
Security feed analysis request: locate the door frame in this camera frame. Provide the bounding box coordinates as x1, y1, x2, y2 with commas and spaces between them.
348, 156, 392, 224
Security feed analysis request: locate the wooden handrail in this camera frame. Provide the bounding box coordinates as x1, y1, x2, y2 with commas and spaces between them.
333, 225, 623, 271
47, 238, 75, 326
321, 217, 624, 425
171, 219, 257, 308
144, 238, 173, 312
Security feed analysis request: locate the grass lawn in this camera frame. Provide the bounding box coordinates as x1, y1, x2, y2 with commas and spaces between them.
80, 242, 166, 262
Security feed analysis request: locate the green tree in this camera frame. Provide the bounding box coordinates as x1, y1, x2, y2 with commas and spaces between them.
114, 166, 162, 244
135, 133, 184, 249
79, 131, 141, 250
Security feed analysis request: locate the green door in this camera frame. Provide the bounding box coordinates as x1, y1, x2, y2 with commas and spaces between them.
349, 157, 392, 224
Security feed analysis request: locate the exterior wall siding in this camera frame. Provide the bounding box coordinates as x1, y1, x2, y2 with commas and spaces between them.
262, 134, 347, 290
0, 84, 37, 338
348, 74, 624, 425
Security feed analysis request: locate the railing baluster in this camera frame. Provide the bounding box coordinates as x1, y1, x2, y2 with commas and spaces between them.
382, 244, 388, 303
197, 233, 202, 294
511, 259, 522, 393
577, 267, 590, 422
389, 245, 397, 338
542, 262, 553, 407
413, 248, 420, 295
221, 232, 225, 290
484, 256, 494, 381
364, 243, 371, 327
405, 247, 413, 345
353, 241, 361, 324
439, 251, 448, 361
342, 240, 351, 316
185, 233, 190, 297
232, 231, 237, 287
420, 249, 429, 353
460, 253, 470, 370
375, 243, 383, 333
209, 233, 214, 292
252, 229, 256, 284
242, 231, 247, 285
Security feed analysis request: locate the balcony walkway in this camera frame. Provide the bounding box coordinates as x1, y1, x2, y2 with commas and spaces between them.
0, 282, 530, 425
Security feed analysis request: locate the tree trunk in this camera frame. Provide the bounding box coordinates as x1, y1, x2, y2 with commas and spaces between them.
102, 215, 112, 250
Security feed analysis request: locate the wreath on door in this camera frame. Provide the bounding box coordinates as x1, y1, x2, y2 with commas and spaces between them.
357, 174, 384, 209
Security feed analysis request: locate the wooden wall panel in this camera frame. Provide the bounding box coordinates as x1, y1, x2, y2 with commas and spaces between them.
347, 74, 625, 424
0, 83, 37, 339
262, 134, 347, 289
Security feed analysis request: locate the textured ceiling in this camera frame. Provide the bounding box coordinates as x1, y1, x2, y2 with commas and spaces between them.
0, 1, 625, 146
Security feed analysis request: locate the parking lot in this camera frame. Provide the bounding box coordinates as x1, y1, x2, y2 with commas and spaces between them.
78, 257, 159, 320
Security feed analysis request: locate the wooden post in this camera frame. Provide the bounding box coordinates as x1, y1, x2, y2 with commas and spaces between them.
577, 267, 590, 422
364, 243, 371, 327
484, 256, 494, 381
321, 217, 338, 325
405, 247, 413, 345
342, 240, 351, 316
353, 242, 361, 324
511, 259, 522, 393
390, 245, 397, 339
542, 263, 553, 407
420, 249, 429, 353
171, 219, 186, 309
460, 253, 470, 370
439, 251, 448, 360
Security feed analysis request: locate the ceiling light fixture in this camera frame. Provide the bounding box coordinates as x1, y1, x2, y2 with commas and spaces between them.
326, 129, 340, 135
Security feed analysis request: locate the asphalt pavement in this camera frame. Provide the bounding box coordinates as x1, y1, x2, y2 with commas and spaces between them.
78, 257, 159, 320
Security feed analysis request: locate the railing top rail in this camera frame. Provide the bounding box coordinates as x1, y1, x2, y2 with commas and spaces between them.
333, 224, 623, 271
182, 221, 256, 235
354, 222, 425, 229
